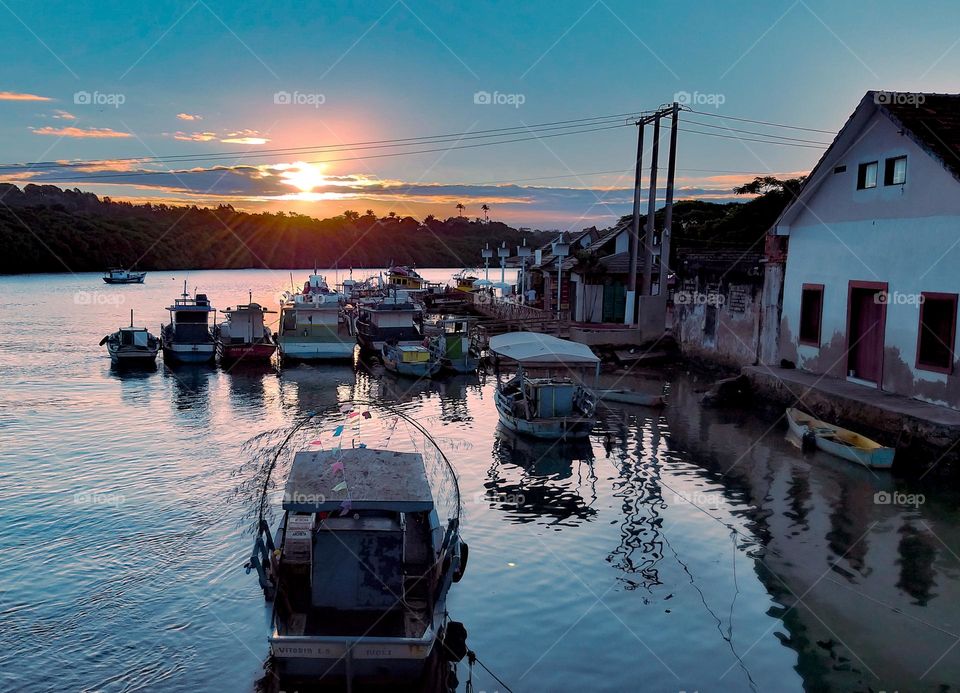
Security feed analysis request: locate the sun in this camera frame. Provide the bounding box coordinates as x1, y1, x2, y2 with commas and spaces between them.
279, 161, 328, 192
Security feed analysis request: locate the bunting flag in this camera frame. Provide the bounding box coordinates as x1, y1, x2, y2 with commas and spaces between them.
358, 443, 367, 449
332, 481, 347, 492
339, 404, 353, 413
362, 411, 372, 419
309, 439, 323, 446
347, 412, 360, 418
330, 461, 344, 474
339, 499, 352, 516
333, 425, 344, 437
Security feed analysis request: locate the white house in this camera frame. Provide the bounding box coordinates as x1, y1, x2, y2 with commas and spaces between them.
771, 91, 960, 409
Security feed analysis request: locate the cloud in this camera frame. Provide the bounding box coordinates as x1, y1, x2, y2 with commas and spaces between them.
174, 131, 218, 142
169, 128, 270, 145
31, 126, 132, 138
0, 91, 52, 102
52, 110, 76, 120
221, 129, 270, 145
176, 113, 202, 121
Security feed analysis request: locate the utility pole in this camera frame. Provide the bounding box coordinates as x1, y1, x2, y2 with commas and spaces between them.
625, 121, 645, 325
642, 117, 661, 297
661, 102, 679, 299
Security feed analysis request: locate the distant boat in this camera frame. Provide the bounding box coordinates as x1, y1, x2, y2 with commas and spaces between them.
451, 269, 480, 292
385, 265, 426, 290
490, 332, 600, 440
160, 281, 216, 364
102, 268, 146, 284
275, 273, 355, 362
99, 309, 159, 366
594, 389, 665, 407
381, 342, 441, 378
215, 294, 277, 363
786, 407, 895, 469
247, 446, 467, 686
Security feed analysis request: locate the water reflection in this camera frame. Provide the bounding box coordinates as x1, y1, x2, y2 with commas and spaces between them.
163, 363, 215, 419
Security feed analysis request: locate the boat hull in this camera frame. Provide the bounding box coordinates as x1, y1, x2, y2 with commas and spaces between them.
109, 351, 158, 366
269, 632, 435, 681
786, 407, 895, 469
218, 342, 276, 362
162, 343, 216, 364
102, 276, 145, 284
494, 391, 594, 439
277, 339, 355, 361
443, 356, 479, 374
382, 356, 441, 378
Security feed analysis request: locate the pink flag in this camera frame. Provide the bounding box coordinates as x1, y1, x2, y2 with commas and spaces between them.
330, 461, 344, 474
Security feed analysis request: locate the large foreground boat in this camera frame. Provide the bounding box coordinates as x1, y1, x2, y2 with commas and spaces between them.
247, 447, 467, 687
490, 332, 600, 439
102, 268, 146, 284
161, 282, 216, 364
215, 297, 277, 363
99, 310, 159, 366
275, 274, 355, 361
786, 407, 895, 469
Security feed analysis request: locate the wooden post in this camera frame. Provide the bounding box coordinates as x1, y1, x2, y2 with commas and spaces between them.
660, 103, 679, 298
625, 121, 644, 324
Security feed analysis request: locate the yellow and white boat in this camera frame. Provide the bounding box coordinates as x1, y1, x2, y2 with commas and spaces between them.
786, 407, 895, 469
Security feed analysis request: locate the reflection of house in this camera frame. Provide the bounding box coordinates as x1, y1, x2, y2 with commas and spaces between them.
767, 91, 960, 410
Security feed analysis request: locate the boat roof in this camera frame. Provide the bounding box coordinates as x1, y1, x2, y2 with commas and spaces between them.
284, 448, 434, 513
222, 303, 276, 314
489, 332, 600, 366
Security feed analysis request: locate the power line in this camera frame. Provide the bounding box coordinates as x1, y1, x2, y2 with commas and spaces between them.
679, 127, 828, 149
682, 118, 833, 146
684, 108, 837, 135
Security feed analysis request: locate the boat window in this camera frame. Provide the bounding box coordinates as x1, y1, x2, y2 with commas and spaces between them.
856, 161, 878, 190
799, 284, 824, 347
917, 293, 957, 373
175, 311, 209, 323
884, 156, 907, 186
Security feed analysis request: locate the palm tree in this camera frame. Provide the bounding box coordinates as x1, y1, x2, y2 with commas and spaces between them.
388, 211, 396, 218
481, 204, 490, 222
365, 209, 375, 217
343, 210, 360, 221
456, 202, 465, 218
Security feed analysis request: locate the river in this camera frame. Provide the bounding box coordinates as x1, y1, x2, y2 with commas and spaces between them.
1, 269, 958, 692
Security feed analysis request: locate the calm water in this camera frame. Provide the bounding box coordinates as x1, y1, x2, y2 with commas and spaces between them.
2, 269, 959, 692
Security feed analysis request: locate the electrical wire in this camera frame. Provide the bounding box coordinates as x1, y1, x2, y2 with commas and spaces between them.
683, 108, 838, 135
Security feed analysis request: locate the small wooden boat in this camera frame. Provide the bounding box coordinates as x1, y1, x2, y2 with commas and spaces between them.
786, 407, 895, 469
100, 309, 159, 366
594, 388, 664, 407
215, 294, 277, 363
381, 342, 441, 378
102, 268, 146, 284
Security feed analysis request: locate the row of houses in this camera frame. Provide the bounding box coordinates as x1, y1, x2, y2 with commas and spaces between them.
526, 90, 960, 412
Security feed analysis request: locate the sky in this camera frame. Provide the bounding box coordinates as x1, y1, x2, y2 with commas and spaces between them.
0, 0, 958, 230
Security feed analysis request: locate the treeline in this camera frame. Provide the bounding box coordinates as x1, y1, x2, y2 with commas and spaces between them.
0, 184, 545, 274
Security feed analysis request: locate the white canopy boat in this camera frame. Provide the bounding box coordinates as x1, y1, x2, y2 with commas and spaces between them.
99, 309, 159, 366
247, 447, 466, 686
489, 332, 600, 440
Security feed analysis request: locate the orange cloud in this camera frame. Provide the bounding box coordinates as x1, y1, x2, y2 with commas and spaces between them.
221, 129, 269, 145
174, 131, 218, 142
177, 113, 202, 121
0, 91, 52, 101
31, 126, 132, 138
52, 110, 76, 120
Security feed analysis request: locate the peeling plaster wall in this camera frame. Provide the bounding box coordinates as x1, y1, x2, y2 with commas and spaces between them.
672, 279, 762, 370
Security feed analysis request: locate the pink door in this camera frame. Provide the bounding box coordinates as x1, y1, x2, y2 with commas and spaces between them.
847, 283, 887, 384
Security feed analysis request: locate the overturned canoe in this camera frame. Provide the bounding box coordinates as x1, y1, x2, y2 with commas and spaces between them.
786, 407, 895, 469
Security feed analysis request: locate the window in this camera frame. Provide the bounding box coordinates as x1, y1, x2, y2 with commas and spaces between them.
857, 161, 878, 189
917, 293, 958, 373
799, 284, 824, 346
884, 156, 907, 186
833, 165, 847, 174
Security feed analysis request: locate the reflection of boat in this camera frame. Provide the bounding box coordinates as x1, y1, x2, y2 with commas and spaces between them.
355, 298, 423, 352
248, 447, 466, 686
102, 268, 145, 284
595, 389, 664, 407
161, 282, 216, 364
381, 342, 441, 378
275, 274, 355, 361
100, 309, 159, 366
786, 407, 895, 469
490, 332, 600, 440
215, 295, 277, 363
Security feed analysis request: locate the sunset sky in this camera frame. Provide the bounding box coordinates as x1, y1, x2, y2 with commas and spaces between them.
1, 0, 958, 229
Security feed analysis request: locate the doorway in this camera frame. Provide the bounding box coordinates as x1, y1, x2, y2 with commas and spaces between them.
846, 281, 887, 385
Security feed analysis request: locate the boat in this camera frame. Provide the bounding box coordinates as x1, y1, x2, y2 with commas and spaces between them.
786, 407, 895, 469
275, 273, 355, 361
594, 388, 665, 407
102, 268, 146, 284
490, 332, 600, 439
355, 297, 424, 352
451, 269, 480, 292
99, 309, 159, 366
433, 318, 480, 373
381, 342, 441, 378
246, 447, 467, 686
160, 281, 216, 364
214, 294, 277, 363
385, 265, 426, 291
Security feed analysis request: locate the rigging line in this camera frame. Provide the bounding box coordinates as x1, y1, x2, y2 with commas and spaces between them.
681, 118, 835, 146
24, 123, 632, 184
0, 110, 647, 172
683, 109, 839, 135
679, 127, 829, 149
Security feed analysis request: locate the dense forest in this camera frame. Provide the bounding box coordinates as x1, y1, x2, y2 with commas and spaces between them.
0, 177, 802, 274
0, 184, 545, 274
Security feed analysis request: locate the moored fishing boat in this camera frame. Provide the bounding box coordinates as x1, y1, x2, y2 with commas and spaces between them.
102, 268, 146, 284
275, 273, 355, 361
381, 341, 441, 378
355, 297, 423, 352
246, 446, 467, 686
433, 317, 480, 373
99, 309, 159, 366
160, 282, 216, 364
214, 294, 277, 363
385, 265, 426, 291
490, 332, 600, 439
786, 407, 895, 469
451, 269, 480, 292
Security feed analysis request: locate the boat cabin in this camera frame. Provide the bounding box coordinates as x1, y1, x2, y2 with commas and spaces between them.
356, 299, 423, 348
166, 292, 215, 343
219, 302, 275, 344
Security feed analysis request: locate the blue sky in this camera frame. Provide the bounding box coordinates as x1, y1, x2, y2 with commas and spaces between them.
1, 0, 958, 228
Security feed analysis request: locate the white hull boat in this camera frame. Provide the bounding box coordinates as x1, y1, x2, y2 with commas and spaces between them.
786, 407, 895, 469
